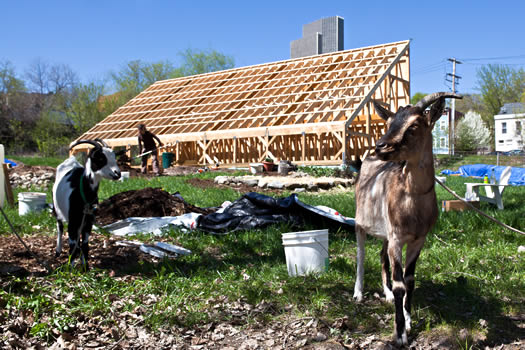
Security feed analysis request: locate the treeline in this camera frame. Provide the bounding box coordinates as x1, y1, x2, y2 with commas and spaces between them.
0, 48, 234, 155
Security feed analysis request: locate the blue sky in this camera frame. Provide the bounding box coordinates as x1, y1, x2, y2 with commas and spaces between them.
2, 0, 524, 96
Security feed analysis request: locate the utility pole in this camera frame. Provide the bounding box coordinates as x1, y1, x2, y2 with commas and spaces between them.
446, 58, 462, 155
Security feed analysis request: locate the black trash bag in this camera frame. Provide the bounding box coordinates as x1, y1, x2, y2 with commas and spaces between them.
197, 192, 355, 234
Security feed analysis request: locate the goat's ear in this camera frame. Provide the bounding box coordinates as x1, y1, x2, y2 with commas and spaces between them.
427, 97, 446, 127
372, 100, 394, 121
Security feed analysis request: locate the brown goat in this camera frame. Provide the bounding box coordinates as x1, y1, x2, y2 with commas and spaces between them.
353, 92, 462, 345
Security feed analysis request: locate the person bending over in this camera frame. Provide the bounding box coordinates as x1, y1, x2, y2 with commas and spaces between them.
137, 124, 163, 175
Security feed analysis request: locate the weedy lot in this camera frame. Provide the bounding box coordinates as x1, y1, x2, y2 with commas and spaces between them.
0, 157, 524, 349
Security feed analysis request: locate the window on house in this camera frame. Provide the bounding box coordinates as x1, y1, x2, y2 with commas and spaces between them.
502, 122, 507, 134
440, 120, 445, 131
516, 121, 522, 135
440, 137, 446, 148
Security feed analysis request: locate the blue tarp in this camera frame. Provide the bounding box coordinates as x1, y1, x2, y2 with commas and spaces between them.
4, 159, 16, 167
440, 164, 525, 186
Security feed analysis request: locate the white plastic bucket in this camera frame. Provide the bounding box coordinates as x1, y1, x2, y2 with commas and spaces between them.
249, 163, 263, 174
282, 229, 329, 276
120, 171, 130, 181
0, 144, 4, 208
18, 192, 47, 216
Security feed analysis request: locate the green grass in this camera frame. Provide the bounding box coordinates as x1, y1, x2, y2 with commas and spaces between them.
1, 160, 524, 347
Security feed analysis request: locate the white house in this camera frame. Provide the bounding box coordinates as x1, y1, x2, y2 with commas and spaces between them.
494, 103, 525, 152
432, 108, 463, 154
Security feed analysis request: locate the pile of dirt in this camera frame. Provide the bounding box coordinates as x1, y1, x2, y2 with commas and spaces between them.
95, 187, 216, 226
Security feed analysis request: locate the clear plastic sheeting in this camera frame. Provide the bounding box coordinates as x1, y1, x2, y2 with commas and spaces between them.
441, 164, 525, 186
101, 213, 202, 236
115, 240, 191, 259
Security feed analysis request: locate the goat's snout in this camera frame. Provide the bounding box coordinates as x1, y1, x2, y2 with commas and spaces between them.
375, 140, 388, 150
112, 169, 121, 180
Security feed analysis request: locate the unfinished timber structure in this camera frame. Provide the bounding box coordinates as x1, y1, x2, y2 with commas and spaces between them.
74, 40, 410, 166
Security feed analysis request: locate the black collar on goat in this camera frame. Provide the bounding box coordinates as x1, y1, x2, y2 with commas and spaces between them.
53, 139, 121, 270
353, 92, 462, 346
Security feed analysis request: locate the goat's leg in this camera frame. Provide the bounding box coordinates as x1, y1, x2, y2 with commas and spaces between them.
67, 219, 82, 265
353, 227, 366, 302
56, 220, 64, 257
79, 220, 93, 270
388, 239, 408, 346
381, 239, 394, 302
403, 237, 425, 333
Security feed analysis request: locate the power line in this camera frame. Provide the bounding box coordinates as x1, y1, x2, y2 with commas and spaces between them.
459, 54, 525, 61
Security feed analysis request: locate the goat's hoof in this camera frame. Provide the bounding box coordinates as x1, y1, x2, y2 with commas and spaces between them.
55, 251, 61, 258
353, 292, 363, 302
395, 331, 408, 347
404, 310, 412, 332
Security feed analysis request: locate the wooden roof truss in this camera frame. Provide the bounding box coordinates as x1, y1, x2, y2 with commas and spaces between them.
74, 40, 410, 166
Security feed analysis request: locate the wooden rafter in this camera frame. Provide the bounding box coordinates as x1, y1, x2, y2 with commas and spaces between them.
74, 40, 411, 166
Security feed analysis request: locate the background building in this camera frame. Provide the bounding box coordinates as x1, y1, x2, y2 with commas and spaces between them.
494, 102, 525, 152
432, 108, 464, 154
290, 16, 344, 58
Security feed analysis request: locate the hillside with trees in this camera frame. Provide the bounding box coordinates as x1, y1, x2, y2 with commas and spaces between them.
0, 49, 234, 156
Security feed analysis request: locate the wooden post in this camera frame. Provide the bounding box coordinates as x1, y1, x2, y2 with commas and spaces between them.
265, 129, 269, 161
233, 136, 237, 164
3, 164, 14, 207
302, 132, 306, 162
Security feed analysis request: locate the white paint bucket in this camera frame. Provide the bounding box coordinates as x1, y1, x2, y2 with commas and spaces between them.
120, 171, 130, 181
18, 192, 47, 216
282, 229, 329, 276
0, 144, 4, 208
249, 163, 263, 174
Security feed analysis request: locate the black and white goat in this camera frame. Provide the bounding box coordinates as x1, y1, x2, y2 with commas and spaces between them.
53, 139, 121, 269
353, 93, 461, 345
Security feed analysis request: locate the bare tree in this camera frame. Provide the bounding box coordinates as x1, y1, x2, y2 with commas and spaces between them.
49, 63, 78, 94
25, 58, 50, 94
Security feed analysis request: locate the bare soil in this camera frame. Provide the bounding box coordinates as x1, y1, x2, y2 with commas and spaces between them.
0, 234, 163, 277
95, 187, 216, 226
185, 177, 287, 195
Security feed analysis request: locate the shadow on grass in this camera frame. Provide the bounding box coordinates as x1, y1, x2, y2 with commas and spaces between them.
411, 278, 524, 348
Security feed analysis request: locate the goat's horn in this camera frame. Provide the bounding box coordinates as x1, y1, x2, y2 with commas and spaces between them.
415, 92, 463, 110
69, 140, 102, 151
94, 138, 109, 148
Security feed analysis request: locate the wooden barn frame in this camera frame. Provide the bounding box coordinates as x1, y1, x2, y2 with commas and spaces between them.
73, 40, 410, 166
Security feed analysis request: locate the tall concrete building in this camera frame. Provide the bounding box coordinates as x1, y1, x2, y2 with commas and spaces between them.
291, 16, 344, 59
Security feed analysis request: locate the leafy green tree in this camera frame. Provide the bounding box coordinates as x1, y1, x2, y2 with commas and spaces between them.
175, 48, 235, 77
107, 49, 234, 113
33, 110, 72, 156
110, 60, 175, 102
410, 92, 426, 105
67, 82, 106, 135
0, 60, 28, 150
476, 64, 525, 138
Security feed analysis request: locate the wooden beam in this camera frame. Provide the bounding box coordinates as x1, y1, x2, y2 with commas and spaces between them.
3, 164, 14, 207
